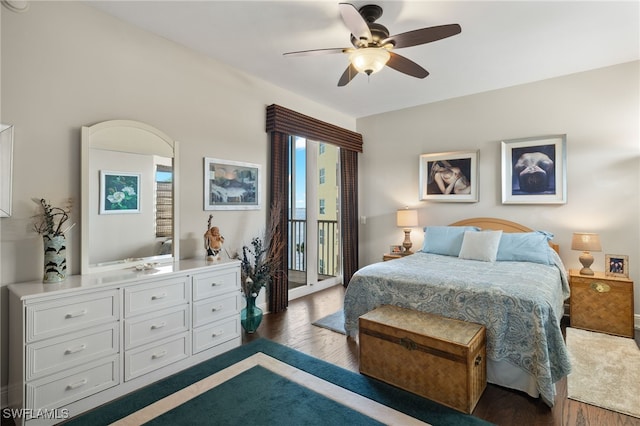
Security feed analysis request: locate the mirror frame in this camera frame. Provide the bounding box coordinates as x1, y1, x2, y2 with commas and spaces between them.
81, 120, 179, 274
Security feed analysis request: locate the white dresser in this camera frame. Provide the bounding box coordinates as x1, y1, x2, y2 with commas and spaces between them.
8, 259, 241, 425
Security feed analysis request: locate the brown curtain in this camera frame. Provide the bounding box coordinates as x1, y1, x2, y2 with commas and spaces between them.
268, 131, 290, 313
340, 149, 359, 286
266, 104, 363, 312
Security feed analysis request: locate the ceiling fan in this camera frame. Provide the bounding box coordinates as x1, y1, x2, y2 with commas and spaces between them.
283, 3, 462, 87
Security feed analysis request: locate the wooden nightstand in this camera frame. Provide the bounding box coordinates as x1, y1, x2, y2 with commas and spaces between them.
383, 253, 415, 261
383, 253, 403, 261
568, 269, 634, 338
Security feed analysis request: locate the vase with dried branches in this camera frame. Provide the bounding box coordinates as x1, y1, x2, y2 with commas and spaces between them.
32, 198, 73, 283
238, 199, 285, 333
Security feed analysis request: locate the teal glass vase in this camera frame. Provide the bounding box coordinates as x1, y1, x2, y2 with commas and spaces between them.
241, 296, 263, 333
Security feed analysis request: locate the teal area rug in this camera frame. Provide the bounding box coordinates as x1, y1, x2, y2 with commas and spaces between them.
147, 364, 385, 425
312, 309, 346, 334
66, 339, 493, 426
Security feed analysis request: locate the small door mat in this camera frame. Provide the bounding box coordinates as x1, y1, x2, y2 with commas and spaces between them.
312, 309, 346, 335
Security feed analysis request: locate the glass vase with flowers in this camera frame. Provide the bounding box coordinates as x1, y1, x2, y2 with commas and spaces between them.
238, 200, 285, 333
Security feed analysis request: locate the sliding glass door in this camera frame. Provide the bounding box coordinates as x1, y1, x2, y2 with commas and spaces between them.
288, 136, 342, 299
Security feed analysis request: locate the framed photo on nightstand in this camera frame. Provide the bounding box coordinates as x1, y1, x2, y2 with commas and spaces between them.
605, 254, 628, 278
390, 245, 402, 254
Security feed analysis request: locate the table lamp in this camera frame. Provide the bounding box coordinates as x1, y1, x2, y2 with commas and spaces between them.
397, 208, 418, 255
571, 232, 602, 275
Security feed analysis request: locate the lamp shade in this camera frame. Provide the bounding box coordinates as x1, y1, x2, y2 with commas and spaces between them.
396, 209, 418, 228
349, 48, 390, 75
571, 233, 602, 252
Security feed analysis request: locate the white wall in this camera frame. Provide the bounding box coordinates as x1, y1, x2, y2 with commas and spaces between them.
356, 61, 640, 320
0, 1, 355, 391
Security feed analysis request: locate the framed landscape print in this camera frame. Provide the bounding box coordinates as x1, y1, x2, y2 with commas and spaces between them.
204, 158, 260, 210
419, 150, 479, 202
100, 171, 140, 214
605, 254, 629, 278
501, 135, 567, 204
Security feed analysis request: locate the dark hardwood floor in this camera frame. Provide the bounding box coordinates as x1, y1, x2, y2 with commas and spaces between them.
244, 284, 640, 426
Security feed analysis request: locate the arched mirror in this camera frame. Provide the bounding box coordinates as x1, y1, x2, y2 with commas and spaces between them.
81, 120, 179, 274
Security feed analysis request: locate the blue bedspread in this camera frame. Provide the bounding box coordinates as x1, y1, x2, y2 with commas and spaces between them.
344, 250, 571, 406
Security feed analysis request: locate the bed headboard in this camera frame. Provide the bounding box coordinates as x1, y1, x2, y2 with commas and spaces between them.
449, 217, 560, 254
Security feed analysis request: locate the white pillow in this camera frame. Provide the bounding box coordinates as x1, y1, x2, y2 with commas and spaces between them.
458, 230, 503, 262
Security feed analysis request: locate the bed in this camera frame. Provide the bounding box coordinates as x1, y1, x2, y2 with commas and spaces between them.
344, 218, 571, 407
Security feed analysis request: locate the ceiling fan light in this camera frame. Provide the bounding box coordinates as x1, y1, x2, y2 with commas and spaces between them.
349, 48, 390, 75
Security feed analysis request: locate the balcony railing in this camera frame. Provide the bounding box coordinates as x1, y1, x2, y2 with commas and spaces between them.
288, 219, 338, 277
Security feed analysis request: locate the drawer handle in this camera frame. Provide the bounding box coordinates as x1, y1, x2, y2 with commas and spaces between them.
212, 330, 224, 338
210, 282, 220, 287
475, 355, 483, 366
399, 337, 417, 351
151, 293, 167, 300
152, 350, 167, 359
64, 344, 87, 355
211, 305, 224, 312
591, 282, 611, 293
66, 378, 88, 390
151, 321, 167, 330
65, 309, 87, 319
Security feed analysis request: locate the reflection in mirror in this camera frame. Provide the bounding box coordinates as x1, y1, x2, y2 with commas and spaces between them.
0, 124, 14, 217
81, 120, 179, 274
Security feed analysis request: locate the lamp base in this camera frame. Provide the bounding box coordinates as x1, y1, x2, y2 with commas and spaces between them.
402, 228, 413, 255
578, 251, 595, 275
579, 267, 595, 276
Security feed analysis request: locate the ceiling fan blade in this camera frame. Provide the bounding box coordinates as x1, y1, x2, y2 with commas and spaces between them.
386, 52, 429, 79
382, 24, 461, 49
338, 63, 358, 87
339, 3, 372, 45
283, 47, 350, 57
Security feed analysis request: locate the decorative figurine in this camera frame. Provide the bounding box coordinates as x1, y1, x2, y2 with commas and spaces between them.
204, 214, 224, 261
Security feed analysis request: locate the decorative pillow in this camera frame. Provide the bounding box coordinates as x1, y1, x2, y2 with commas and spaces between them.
496, 231, 554, 265
458, 230, 503, 262
421, 226, 480, 257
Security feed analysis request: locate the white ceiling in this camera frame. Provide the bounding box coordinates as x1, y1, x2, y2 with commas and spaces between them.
89, 1, 639, 118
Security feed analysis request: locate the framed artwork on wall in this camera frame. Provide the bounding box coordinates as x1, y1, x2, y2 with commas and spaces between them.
204, 158, 260, 210
501, 135, 567, 204
419, 150, 479, 202
0, 124, 14, 217
605, 254, 629, 278
100, 171, 141, 214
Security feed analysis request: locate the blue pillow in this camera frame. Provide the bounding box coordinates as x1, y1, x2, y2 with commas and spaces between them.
496, 231, 554, 264
421, 226, 480, 257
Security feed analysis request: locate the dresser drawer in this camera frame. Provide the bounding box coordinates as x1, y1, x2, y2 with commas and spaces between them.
193, 293, 240, 328
27, 323, 119, 381
124, 333, 189, 381
26, 290, 119, 342
124, 305, 189, 350
124, 276, 188, 317
192, 269, 239, 301
193, 316, 240, 354
26, 355, 119, 411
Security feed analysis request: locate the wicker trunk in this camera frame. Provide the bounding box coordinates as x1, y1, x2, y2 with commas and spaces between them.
359, 305, 486, 414
569, 270, 634, 338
